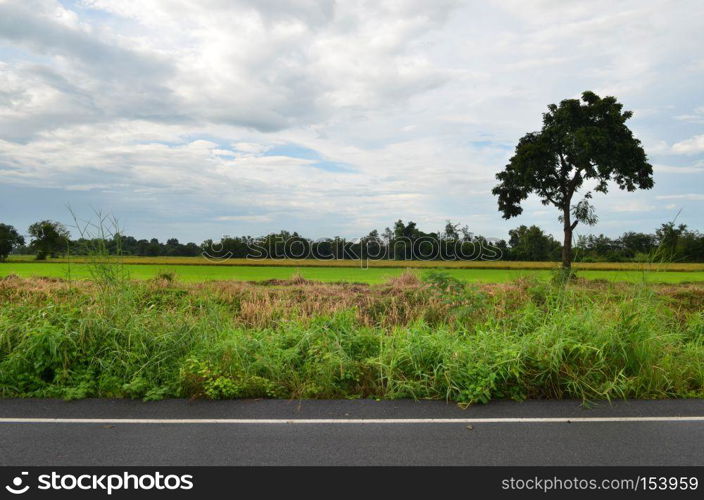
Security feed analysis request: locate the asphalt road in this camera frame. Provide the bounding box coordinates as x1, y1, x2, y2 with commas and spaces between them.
1, 399, 703, 466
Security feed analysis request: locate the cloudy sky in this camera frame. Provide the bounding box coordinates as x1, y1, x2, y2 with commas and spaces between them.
1, 0, 703, 243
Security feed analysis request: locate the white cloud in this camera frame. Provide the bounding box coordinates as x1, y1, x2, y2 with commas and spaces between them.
654, 162, 704, 174
216, 215, 273, 223
656, 194, 704, 201
0, 0, 703, 239
610, 201, 655, 213
672, 135, 704, 155
675, 106, 704, 124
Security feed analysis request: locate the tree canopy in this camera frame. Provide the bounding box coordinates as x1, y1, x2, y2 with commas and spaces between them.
0, 223, 24, 261
28, 220, 70, 260
492, 91, 654, 268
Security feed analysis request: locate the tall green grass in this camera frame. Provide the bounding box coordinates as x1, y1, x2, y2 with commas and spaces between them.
1, 271, 702, 403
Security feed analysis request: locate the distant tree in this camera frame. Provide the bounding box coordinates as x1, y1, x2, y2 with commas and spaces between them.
440, 221, 460, 259
654, 223, 704, 262
618, 231, 656, 258
0, 223, 25, 261
492, 91, 654, 269
678, 230, 704, 263
146, 238, 161, 257
507, 225, 561, 261
391, 220, 412, 259
135, 239, 151, 256
656, 222, 687, 259
443, 221, 460, 241
27, 220, 70, 260
360, 230, 383, 259
575, 234, 619, 261
165, 238, 180, 256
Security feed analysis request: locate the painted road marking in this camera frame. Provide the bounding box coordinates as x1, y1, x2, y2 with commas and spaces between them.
1, 416, 704, 424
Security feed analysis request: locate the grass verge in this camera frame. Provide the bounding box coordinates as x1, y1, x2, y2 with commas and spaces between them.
0, 272, 704, 403
0, 273, 702, 403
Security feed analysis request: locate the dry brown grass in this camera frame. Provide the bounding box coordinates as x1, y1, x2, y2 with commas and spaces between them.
383, 269, 423, 288
198, 278, 436, 328
1, 275, 75, 295
2, 276, 701, 331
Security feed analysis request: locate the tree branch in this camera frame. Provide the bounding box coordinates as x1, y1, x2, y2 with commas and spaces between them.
567, 170, 583, 198
544, 193, 558, 206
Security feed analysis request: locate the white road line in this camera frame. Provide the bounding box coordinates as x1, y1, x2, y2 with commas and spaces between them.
0, 416, 704, 424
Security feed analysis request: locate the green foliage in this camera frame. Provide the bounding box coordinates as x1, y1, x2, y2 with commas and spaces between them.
28, 220, 70, 260
654, 222, 704, 263
574, 224, 704, 264
507, 225, 561, 261
67, 209, 129, 289
155, 271, 176, 282
493, 91, 654, 268
551, 267, 577, 286
0, 223, 24, 261
180, 359, 286, 399
423, 270, 466, 296
8, 214, 704, 263
423, 271, 488, 322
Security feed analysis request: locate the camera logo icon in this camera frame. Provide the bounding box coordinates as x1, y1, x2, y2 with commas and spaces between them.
5, 472, 30, 495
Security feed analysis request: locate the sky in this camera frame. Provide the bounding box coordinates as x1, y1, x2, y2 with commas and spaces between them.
0, 0, 703, 243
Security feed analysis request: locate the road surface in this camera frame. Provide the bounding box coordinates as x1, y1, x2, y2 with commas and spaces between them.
1, 399, 703, 466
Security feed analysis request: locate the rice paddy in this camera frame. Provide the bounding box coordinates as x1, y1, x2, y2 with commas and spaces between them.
2, 259, 703, 284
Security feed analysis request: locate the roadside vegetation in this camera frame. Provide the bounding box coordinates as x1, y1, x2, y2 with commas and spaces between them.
1, 270, 702, 403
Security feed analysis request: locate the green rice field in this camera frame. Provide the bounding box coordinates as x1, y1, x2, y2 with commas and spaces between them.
2, 261, 703, 284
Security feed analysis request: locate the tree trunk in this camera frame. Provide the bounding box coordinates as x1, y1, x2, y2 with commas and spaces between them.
562, 207, 572, 269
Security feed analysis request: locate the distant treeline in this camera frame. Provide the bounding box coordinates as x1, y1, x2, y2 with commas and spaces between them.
3, 219, 704, 263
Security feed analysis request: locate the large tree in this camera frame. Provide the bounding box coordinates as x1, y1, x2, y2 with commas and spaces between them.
28, 220, 70, 260
492, 91, 654, 268
0, 223, 24, 261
